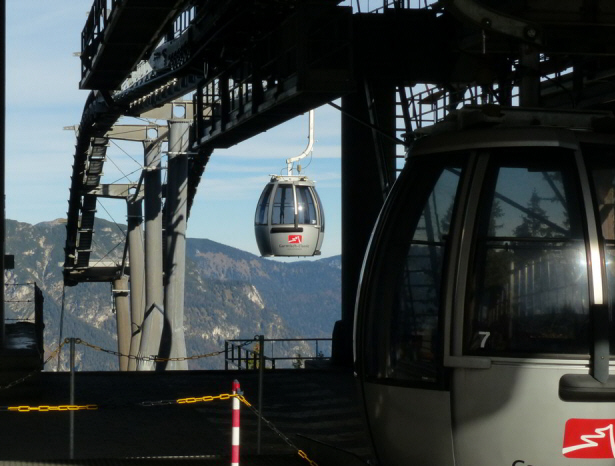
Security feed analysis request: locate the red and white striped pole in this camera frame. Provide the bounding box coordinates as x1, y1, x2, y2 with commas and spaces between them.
231, 379, 241, 466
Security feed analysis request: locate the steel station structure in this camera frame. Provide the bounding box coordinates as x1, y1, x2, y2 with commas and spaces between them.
54, 0, 615, 373
54, 0, 615, 368
2, 0, 615, 462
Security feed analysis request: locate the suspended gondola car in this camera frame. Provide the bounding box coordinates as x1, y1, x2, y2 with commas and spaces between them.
255, 175, 324, 256
354, 107, 615, 466
254, 110, 325, 257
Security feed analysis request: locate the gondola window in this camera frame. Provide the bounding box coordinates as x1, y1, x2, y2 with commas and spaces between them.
386, 166, 461, 382
271, 184, 295, 225
465, 151, 590, 356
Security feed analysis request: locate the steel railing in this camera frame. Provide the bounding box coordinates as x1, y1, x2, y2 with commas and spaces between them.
225, 337, 332, 370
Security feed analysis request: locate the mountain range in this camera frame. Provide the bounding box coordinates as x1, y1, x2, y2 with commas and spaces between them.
3, 218, 341, 371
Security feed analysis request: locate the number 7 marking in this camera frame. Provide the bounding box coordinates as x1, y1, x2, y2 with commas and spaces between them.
478, 331, 491, 348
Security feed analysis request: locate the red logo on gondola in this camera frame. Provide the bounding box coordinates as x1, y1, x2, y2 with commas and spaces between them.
563, 419, 615, 458
288, 235, 303, 244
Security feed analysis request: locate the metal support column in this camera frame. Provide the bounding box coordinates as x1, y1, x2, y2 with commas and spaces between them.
0, 0, 6, 347
335, 82, 396, 366
126, 198, 145, 370
101, 122, 170, 371
160, 120, 190, 370
112, 276, 131, 371
137, 140, 165, 370
520, 44, 541, 107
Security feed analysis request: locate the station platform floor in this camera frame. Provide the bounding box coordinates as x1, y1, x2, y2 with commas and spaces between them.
0, 367, 374, 466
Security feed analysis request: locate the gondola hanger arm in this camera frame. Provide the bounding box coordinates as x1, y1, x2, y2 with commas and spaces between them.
286, 109, 315, 176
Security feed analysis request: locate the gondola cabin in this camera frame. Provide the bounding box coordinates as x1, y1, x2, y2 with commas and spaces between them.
255, 175, 324, 257
354, 108, 615, 465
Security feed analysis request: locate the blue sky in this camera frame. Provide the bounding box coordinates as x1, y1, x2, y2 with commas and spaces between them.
5, 1, 343, 258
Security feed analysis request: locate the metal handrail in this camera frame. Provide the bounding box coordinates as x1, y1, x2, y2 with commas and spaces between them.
344, 0, 437, 13
401, 83, 523, 133
224, 337, 332, 370
81, 0, 122, 80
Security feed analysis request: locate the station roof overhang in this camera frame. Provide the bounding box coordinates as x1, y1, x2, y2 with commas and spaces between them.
80, 0, 187, 90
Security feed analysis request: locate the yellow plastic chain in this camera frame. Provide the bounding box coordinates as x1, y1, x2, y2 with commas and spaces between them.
7, 404, 98, 412
298, 449, 319, 466
176, 393, 252, 407
74, 338, 226, 362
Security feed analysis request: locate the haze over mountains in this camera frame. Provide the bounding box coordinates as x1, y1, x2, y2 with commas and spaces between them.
3, 219, 341, 371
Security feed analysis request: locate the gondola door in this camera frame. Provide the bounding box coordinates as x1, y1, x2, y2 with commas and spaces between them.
356, 153, 468, 465
448, 145, 613, 465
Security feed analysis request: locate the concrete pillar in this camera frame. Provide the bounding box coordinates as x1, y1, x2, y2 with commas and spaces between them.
137, 140, 165, 371
126, 198, 145, 370
112, 276, 131, 371
160, 120, 191, 370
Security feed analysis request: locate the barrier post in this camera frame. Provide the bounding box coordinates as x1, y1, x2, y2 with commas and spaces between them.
69, 338, 76, 459
257, 335, 265, 454
225, 341, 229, 370
232, 380, 241, 466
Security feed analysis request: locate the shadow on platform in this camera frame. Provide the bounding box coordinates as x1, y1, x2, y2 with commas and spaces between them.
0, 367, 374, 466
